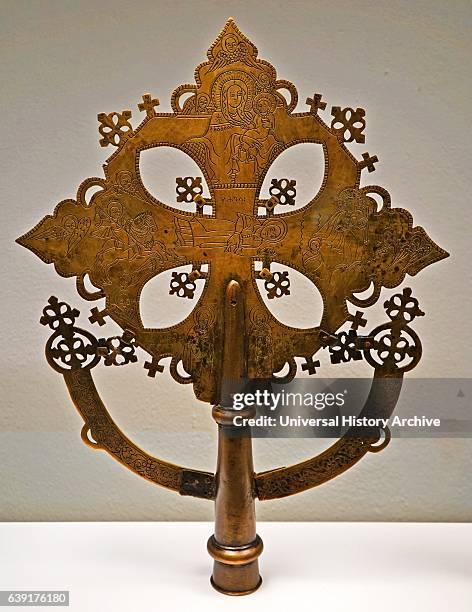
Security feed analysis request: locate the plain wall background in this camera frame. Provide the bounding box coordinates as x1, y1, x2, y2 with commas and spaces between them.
1, 0, 471, 521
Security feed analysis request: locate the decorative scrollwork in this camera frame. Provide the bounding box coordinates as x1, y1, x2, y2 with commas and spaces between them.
329, 330, 363, 364
384, 287, 424, 323
176, 176, 203, 203
40, 296, 79, 330
41, 297, 100, 373
171, 83, 198, 114
264, 270, 290, 299
76, 274, 105, 301
97, 110, 133, 147
97, 331, 138, 366
169, 271, 197, 299
269, 178, 296, 206
362, 288, 423, 374
364, 427, 392, 453
275, 80, 298, 113
170, 358, 194, 384
331, 106, 366, 143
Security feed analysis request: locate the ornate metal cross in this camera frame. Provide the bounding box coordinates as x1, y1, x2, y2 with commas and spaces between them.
17, 19, 448, 595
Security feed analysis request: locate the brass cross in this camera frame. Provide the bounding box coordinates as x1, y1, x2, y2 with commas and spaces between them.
17, 19, 450, 595
17, 19, 448, 403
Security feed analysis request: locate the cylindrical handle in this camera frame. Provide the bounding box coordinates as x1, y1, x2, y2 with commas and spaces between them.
209, 280, 263, 595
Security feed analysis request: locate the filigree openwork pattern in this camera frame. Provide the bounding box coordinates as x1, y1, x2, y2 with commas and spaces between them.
329, 330, 363, 364
40, 296, 100, 373
176, 176, 203, 203
264, 270, 290, 299
331, 106, 366, 143
269, 178, 297, 206
18, 19, 447, 402
169, 271, 197, 299
97, 332, 138, 366
18, 20, 447, 501
97, 110, 133, 147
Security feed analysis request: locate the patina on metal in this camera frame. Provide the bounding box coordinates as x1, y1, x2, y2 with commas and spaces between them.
17, 19, 448, 595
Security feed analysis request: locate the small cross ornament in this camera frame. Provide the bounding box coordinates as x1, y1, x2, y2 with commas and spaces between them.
138, 93, 160, 117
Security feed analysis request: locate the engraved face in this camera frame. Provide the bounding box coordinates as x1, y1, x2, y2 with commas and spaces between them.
254, 93, 276, 117
222, 34, 238, 53
219, 79, 251, 125
257, 98, 269, 115
108, 201, 122, 222
197, 94, 210, 112
63, 215, 77, 232
133, 211, 155, 233
257, 98, 270, 116
16, 18, 449, 405
226, 83, 244, 108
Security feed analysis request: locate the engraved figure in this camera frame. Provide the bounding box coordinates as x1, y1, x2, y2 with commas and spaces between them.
207, 33, 259, 72
303, 188, 375, 279
227, 92, 278, 181
30, 214, 91, 256
185, 72, 279, 184
249, 310, 273, 377
182, 307, 215, 376
225, 214, 287, 254
91, 200, 170, 285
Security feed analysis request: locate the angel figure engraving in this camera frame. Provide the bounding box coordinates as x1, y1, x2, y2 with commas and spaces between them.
29, 214, 90, 256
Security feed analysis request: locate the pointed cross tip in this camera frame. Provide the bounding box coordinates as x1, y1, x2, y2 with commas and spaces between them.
15, 232, 44, 260
210, 17, 258, 59
222, 16, 240, 30
435, 245, 450, 262
16, 231, 35, 250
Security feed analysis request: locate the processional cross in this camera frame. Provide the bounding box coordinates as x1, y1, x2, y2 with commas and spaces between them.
17, 19, 448, 595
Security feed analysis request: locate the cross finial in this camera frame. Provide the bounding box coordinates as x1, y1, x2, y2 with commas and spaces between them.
306, 93, 327, 114
89, 307, 109, 326
301, 355, 321, 375
348, 311, 367, 331
144, 357, 165, 377
359, 152, 378, 173
138, 93, 160, 117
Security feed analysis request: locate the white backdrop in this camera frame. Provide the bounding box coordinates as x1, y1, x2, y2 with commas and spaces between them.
1, 0, 471, 521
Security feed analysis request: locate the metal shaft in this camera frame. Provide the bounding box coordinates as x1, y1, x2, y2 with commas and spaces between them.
207, 280, 263, 595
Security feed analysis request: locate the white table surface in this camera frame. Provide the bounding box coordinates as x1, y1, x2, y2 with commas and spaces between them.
0, 522, 470, 611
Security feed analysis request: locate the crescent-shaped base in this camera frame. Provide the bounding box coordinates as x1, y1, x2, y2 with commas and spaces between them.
63, 367, 402, 500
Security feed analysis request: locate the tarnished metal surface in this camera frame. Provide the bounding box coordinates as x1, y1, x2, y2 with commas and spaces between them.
36, 286, 421, 500
18, 20, 447, 499
17, 19, 447, 404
